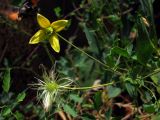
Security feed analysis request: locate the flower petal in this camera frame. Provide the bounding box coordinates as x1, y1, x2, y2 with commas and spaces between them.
51, 20, 68, 32
49, 34, 60, 53
29, 30, 46, 44
37, 13, 50, 28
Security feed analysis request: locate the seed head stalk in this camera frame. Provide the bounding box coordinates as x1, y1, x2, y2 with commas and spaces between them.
61, 82, 114, 90
30, 67, 114, 112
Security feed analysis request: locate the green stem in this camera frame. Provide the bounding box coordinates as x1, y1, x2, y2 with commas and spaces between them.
144, 81, 157, 88
43, 43, 55, 65
57, 33, 122, 75
143, 68, 160, 79
143, 85, 157, 101
61, 82, 114, 90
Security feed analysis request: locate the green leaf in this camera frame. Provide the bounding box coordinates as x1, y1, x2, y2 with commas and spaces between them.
11, 0, 23, 6
2, 68, 11, 93
151, 72, 160, 85
125, 82, 137, 97
105, 108, 112, 120
82, 104, 94, 109
54, 7, 62, 18
136, 17, 154, 64
93, 91, 102, 109
63, 104, 78, 118
105, 53, 116, 67
14, 111, 24, 120
143, 104, 155, 113
69, 94, 83, 103
82, 23, 99, 54
108, 86, 121, 98
151, 72, 160, 94
2, 107, 11, 116
16, 92, 26, 103
140, 90, 153, 103
107, 15, 120, 22
82, 117, 94, 120
82, 114, 96, 120
126, 44, 133, 55
111, 47, 130, 58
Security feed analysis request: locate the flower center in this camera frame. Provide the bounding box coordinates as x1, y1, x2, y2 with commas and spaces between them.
45, 26, 53, 36
45, 82, 59, 92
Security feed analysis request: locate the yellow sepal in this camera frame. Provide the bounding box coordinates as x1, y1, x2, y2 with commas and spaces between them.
49, 34, 60, 53
29, 30, 46, 44
51, 20, 68, 32
37, 13, 51, 28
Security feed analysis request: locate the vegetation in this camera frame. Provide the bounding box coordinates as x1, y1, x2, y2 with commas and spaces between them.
0, 0, 160, 119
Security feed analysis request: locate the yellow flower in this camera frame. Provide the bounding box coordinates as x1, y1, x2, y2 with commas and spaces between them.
29, 13, 68, 53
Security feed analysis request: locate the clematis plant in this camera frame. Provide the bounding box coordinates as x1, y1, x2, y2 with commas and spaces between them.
29, 13, 68, 52
31, 66, 113, 112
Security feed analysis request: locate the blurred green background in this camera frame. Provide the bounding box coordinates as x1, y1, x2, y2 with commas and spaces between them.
0, 0, 160, 119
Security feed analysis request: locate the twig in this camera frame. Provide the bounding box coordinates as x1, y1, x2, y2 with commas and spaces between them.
21, 46, 39, 67
63, 3, 89, 19
0, 43, 8, 64
0, 67, 40, 77
143, 68, 160, 79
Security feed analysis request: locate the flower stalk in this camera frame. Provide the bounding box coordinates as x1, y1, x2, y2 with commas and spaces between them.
56, 33, 122, 75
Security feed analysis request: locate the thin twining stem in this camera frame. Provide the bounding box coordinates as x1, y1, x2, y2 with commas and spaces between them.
56, 33, 122, 75
143, 68, 160, 79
